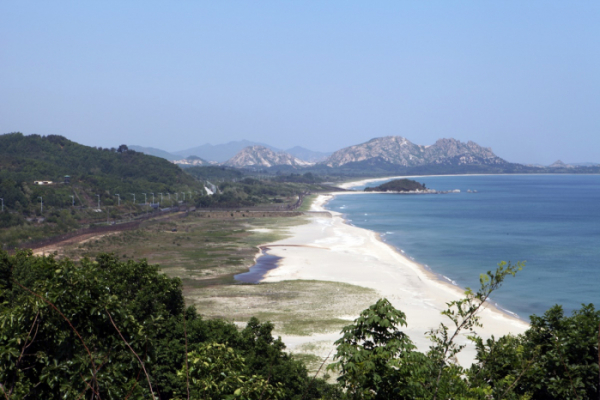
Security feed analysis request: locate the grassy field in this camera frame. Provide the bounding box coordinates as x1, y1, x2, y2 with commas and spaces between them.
53, 208, 380, 373
62, 212, 304, 287
297, 194, 318, 212
189, 279, 376, 336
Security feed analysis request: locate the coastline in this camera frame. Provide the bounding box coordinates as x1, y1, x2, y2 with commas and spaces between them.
318, 192, 528, 323
261, 180, 530, 365
336, 173, 574, 190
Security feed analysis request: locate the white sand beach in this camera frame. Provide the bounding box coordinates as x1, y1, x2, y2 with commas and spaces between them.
263, 191, 529, 365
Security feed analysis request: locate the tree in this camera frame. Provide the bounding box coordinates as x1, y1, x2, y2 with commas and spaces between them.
426, 261, 524, 399
176, 342, 284, 400
328, 298, 422, 399
469, 304, 600, 399
328, 262, 525, 400
0, 250, 337, 399
0, 250, 164, 399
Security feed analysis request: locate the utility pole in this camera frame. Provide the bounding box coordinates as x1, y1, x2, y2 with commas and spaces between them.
39, 196, 43, 213
142, 193, 147, 205
130, 193, 135, 204
151, 192, 155, 204
70, 195, 75, 207
115, 194, 120, 206
159, 193, 163, 203
96, 194, 100, 210
188, 191, 192, 199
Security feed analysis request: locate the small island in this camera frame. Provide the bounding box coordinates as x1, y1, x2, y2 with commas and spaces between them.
364, 178, 427, 192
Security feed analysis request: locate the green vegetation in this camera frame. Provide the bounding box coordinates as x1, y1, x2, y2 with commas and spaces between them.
0, 133, 202, 211
59, 213, 302, 282
185, 166, 245, 182
194, 177, 337, 209
3, 132, 600, 399
0, 250, 341, 399
364, 178, 426, 192
190, 280, 378, 336
272, 172, 325, 184
327, 262, 600, 399
3, 251, 599, 399
297, 194, 318, 211
0, 132, 205, 248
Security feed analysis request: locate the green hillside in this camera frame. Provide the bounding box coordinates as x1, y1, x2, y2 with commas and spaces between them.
0, 133, 205, 247
0, 132, 202, 208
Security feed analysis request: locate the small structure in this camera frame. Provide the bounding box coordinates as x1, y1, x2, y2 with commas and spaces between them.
34, 181, 53, 185
64, 175, 71, 184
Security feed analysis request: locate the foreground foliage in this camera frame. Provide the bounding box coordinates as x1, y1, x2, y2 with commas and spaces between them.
1, 251, 598, 399
328, 262, 600, 399
0, 250, 338, 399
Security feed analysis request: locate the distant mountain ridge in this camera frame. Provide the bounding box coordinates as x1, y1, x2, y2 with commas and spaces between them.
546, 160, 599, 168
174, 140, 279, 162
322, 136, 507, 168
173, 155, 211, 168
131, 141, 331, 164
223, 146, 313, 168
130, 137, 597, 172
129, 145, 179, 161
285, 146, 332, 163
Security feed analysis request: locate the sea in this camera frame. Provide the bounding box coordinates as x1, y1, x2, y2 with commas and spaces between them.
327, 174, 600, 320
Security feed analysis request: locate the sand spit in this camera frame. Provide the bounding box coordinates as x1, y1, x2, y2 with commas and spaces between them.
262, 192, 529, 365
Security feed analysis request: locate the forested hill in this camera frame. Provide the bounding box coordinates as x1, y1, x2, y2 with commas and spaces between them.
364, 178, 426, 192
0, 132, 202, 210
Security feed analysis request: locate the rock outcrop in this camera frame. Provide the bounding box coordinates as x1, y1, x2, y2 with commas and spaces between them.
224, 146, 313, 168
322, 136, 507, 167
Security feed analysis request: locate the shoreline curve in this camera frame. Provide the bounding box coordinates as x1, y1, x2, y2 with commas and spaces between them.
260, 178, 530, 365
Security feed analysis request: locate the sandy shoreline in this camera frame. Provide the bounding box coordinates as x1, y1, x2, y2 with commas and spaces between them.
262, 185, 529, 365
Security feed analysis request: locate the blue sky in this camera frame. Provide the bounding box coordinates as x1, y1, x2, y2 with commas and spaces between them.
1, 1, 599, 164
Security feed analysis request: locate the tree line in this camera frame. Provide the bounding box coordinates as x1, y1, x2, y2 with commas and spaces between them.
1, 252, 599, 399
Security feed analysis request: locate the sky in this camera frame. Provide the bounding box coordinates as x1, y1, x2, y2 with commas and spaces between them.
1, 1, 599, 165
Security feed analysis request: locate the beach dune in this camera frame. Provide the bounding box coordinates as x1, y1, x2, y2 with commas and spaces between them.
263, 193, 529, 365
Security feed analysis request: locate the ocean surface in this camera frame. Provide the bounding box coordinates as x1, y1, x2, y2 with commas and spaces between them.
327, 174, 600, 319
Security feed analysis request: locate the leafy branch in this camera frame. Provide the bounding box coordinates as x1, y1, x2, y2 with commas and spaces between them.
428, 261, 524, 400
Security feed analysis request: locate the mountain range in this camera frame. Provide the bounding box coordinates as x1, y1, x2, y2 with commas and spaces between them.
323, 137, 506, 168
129, 136, 598, 174
130, 141, 331, 164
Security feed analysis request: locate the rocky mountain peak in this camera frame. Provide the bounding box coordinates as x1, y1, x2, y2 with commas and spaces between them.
549, 160, 574, 168
223, 146, 313, 168
322, 136, 506, 168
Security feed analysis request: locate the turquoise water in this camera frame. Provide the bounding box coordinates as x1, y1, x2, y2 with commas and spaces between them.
327, 175, 600, 319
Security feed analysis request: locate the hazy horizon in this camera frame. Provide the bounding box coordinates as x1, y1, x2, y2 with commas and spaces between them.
2, 1, 598, 164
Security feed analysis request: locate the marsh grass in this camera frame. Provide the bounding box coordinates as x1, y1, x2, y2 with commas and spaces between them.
48, 211, 378, 370
188, 280, 378, 336
61, 214, 300, 284
297, 194, 317, 212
